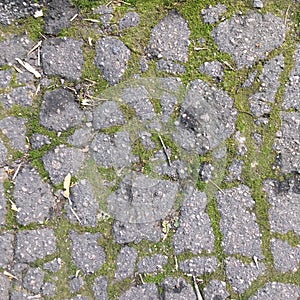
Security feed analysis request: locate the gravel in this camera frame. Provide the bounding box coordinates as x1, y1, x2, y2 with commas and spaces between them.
118, 12, 140, 30
156, 59, 186, 74
201, 4, 226, 24
198, 61, 224, 81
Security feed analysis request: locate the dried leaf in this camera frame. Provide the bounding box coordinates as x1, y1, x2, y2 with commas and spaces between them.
34, 10, 43, 18
63, 173, 71, 198
15, 58, 41, 78
3, 270, 18, 280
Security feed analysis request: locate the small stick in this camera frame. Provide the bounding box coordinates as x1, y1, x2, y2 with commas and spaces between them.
194, 47, 208, 51
193, 276, 203, 300
27, 40, 42, 56
37, 47, 41, 66
84, 78, 96, 84
12, 163, 22, 181
223, 60, 235, 71
284, 4, 291, 25
83, 18, 101, 23
13, 65, 23, 73
158, 134, 172, 167
68, 197, 82, 225
35, 83, 40, 96
208, 179, 224, 195
174, 255, 178, 271
70, 13, 78, 22
139, 274, 145, 285
15, 58, 41, 78
4, 270, 18, 280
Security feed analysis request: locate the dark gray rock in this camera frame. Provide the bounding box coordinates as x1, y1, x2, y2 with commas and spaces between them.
216, 185, 263, 258
147, 11, 190, 63
139, 56, 148, 72
69, 276, 84, 293
226, 159, 243, 181
203, 280, 229, 300
242, 70, 257, 88
66, 127, 92, 148
93, 276, 108, 300
270, 238, 300, 273
42, 145, 85, 184
0, 232, 14, 268
0, 273, 10, 299
211, 12, 286, 69
69, 230, 106, 274
94, 5, 113, 29
118, 12, 140, 30
10, 291, 33, 300
94, 37, 130, 85
161, 277, 196, 300
0, 69, 12, 88
253, 0, 264, 8
198, 61, 224, 81
30, 133, 51, 150
115, 246, 137, 280
42, 38, 83, 81
199, 162, 214, 182
137, 254, 168, 274
14, 166, 55, 225
0, 140, 7, 166
43, 258, 62, 273
179, 257, 217, 276
23, 267, 44, 294
249, 282, 300, 300
225, 257, 266, 294
156, 59, 185, 75
201, 4, 226, 24
119, 284, 159, 300
41, 282, 56, 297
15, 228, 56, 263
173, 187, 215, 255
44, 0, 78, 35
0, 117, 27, 151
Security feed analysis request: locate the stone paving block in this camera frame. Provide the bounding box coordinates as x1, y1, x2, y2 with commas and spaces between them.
216, 185, 263, 258
264, 178, 300, 236
147, 11, 190, 63
173, 187, 215, 255
10, 291, 34, 300
43, 258, 62, 273
115, 246, 137, 280
39, 88, 84, 131
13, 166, 56, 225
0, 232, 14, 268
69, 230, 106, 274
41, 282, 56, 297
69, 276, 84, 293
249, 282, 300, 300
23, 267, 44, 294
42, 145, 85, 184
0, 179, 7, 225
225, 257, 266, 294
161, 276, 196, 300
70, 296, 89, 300
137, 254, 168, 274
0, 273, 10, 300
201, 4, 226, 24
15, 228, 56, 263
198, 61, 224, 81
273, 112, 300, 173
203, 280, 229, 300
67, 127, 93, 148
0, 69, 12, 88
118, 12, 140, 30
211, 11, 285, 69
156, 59, 186, 75
93, 276, 108, 300
42, 38, 83, 81
160, 92, 178, 123
179, 256, 217, 276
225, 158, 243, 181
30, 133, 51, 150
242, 70, 257, 88
270, 238, 300, 273
94, 37, 130, 85
0, 117, 27, 151
118, 283, 159, 300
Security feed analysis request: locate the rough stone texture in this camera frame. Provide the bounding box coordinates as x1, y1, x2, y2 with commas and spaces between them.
137, 254, 168, 274
179, 257, 217, 276
0, 69, 12, 88
161, 277, 196, 300
23, 267, 44, 294
66, 179, 99, 227
69, 231, 106, 274
156, 59, 186, 74
147, 11, 190, 62
15, 228, 56, 263
173, 187, 215, 255
90, 131, 136, 169
0, 274, 10, 300
216, 185, 263, 258
201, 4, 226, 24
243, 70, 257, 88
69, 276, 84, 293
211, 11, 286, 69
203, 280, 230, 300
42, 145, 85, 184
270, 238, 300, 273
119, 284, 159, 300
198, 61, 224, 81
67, 127, 92, 148
94, 37, 130, 85
0, 117, 27, 151
118, 12, 140, 30
10, 291, 33, 300
249, 282, 300, 300
253, 0, 264, 9
225, 257, 266, 294
0, 232, 14, 268
70, 296, 89, 300
44, 0, 78, 35
115, 246, 137, 280
30, 133, 51, 149
93, 276, 108, 300
249, 55, 284, 116
41, 282, 56, 297
39, 88, 83, 131
263, 178, 300, 236
94, 5, 113, 29
273, 112, 300, 174
0, 178, 6, 225
226, 159, 243, 181
13, 166, 55, 225
42, 38, 83, 81
173, 79, 236, 154
43, 258, 62, 273
283, 43, 300, 110
92, 101, 125, 130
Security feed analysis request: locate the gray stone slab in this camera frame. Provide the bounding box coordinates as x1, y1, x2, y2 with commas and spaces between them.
137, 254, 168, 274
160, 90, 179, 123
39, 88, 84, 131
42, 145, 85, 184
0, 232, 14, 268
161, 277, 196, 300
0, 273, 10, 300
0, 69, 12, 88
283, 43, 300, 110
65, 179, 99, 227
67, 127, 93, 148
42, 38, 83, 81
201, 4, 226, 24
147, 11, 190, 63
23, 267, 44, 294
93, 276, 108, 300
69, 231, 106, 274
94, 37, 130, 85
203, 280, 229, 300
216, 185, 263, 258
0, 177, 6, 225
13, 166, 55, 225
0, 139, 7, 166
242, 70, 257, 88
156, 59, 186, 75
198, 61, 224, 81
179, 256, 217, 276
41, 282, 56, 297
263, 178, 300, 236
10, 291, 33, 300
118, 12, 140, 30
115, 246, 137, 280
69, 276, 84, 293
118, 283, 159, 300
30, 133, 51, 150
43, 258, 62, 273
225, 159, 243, 181
273, 112, 300, 173
225, 257, 266, 294
270, 238, 300, 273
15, 228, 56, 263
172, 187, 215, 255
211, 12, 286, 69
0, 117, 27, 151
249, 282, 300, 300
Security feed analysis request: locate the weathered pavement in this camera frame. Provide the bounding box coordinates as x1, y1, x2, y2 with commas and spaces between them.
0, 0, 299, 299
